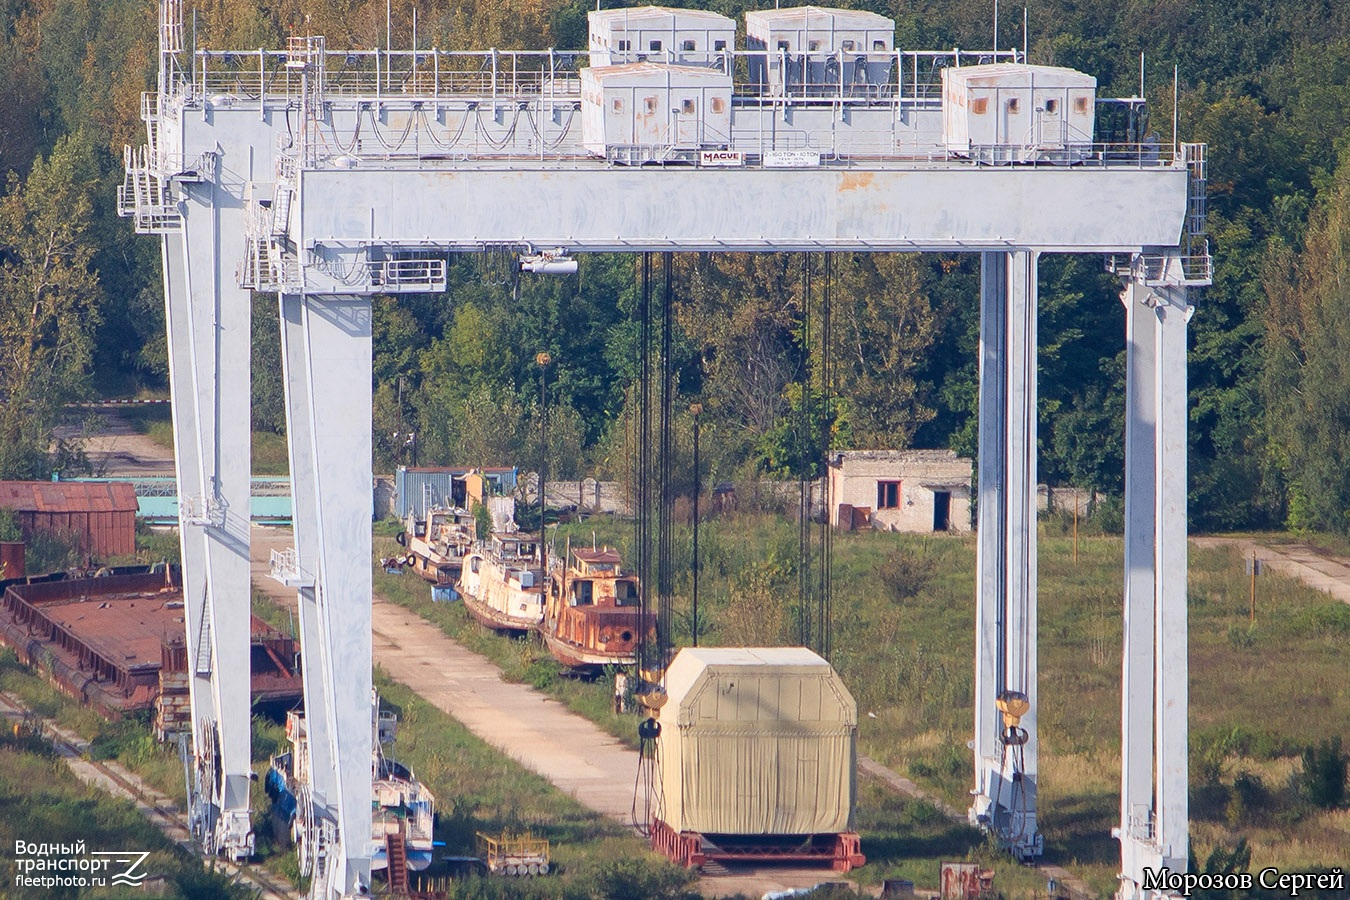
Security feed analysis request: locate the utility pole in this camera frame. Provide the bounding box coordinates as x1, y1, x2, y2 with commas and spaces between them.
537, 351, 551, 579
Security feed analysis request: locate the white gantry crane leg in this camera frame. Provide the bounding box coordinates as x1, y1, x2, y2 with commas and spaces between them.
1115, 257, 1190, 898
277, 292, 374, 899
163, 181, 255, 861
971, 250, 1043, 860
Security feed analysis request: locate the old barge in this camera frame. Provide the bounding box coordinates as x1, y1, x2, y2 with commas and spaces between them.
0, 567, 302, 734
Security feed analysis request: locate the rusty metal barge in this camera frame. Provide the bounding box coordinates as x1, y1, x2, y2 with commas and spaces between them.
0, 567, 302, 735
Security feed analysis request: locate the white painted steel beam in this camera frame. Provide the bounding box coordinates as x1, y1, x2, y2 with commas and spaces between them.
165, 173, 255, 860
970, 251, 1041, 859
296, 166, 1188, 258
277, 293, 375, 899
277, 293, 340, 882
1115, 261, 1190, 899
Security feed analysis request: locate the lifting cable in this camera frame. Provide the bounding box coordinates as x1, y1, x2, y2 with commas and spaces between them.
657, 252, 675, 668
818, 252, 834, 659
636, 252, 653, 671
797, 252, 815, 650
631, 251, 671, 837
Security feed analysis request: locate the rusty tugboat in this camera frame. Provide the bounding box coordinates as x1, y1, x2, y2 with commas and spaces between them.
457, 530, 545, 634
540, 546, 655, 672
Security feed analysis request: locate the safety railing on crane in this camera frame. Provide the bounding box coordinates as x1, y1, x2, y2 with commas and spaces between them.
189, 46, 1023, 108
181, 45, 1189, 170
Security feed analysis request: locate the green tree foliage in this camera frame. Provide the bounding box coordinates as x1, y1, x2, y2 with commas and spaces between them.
251, 294, 285, 434
0, 133, 101, 479
1261, 149, 1350, 533
1298, 737, 1347, 810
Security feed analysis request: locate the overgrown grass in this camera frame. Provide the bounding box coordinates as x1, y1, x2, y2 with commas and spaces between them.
371, 674, 704, 898
0, 734, 254, 899
0, 648, 186, 808
374, 513, 1350, 895
251, 431, 289, 476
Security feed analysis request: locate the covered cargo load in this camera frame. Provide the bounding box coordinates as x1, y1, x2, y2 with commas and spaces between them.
588, 6, 735, 69
656, 646, 857, 835
942, 64, 1096, 164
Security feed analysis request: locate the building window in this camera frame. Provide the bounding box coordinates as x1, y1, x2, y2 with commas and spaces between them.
681, 98, 695, 115
649, 39, 663, 51
877, 480, 901, 509
682, 39, 696, 51
808, 39, 822, 51
841, 39, 855, 52
714, 39, 727, 51
1045, 98, 1059, 113
873, 39, 887, 51
644, 96, 658, 114
617, 39, 631, 51
1008, 97, 1020, 113
710, 96, 725, 114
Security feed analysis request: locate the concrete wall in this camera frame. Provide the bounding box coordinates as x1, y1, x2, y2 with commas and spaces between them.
827, 450, 972, 533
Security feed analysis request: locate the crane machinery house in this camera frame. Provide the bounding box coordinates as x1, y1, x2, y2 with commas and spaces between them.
581, 64, 733, 163
588, 6, 736, 68
745, 6, 895, 98
942, 64, 1097, 164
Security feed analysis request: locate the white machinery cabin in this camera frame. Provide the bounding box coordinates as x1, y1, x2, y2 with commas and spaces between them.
588, 6, 736, 68
943, 64, 1097, 164
581, 63, 733, 161
745, 6, 896, 98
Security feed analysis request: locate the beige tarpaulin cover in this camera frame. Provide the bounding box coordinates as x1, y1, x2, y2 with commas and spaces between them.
656, 647, 857, 835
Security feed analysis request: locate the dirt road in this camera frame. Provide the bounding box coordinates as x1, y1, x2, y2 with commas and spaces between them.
54, 407, 175, 476
1192, 536, 1350, 605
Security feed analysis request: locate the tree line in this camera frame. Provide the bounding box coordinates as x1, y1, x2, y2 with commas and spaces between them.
5, 0, 1350, 532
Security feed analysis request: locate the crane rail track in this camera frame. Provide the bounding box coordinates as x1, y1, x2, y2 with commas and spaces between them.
0, 690, 299, 900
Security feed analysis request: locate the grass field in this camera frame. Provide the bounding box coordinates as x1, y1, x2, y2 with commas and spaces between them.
0, 730, 253, 899
375, 511, 1350, 896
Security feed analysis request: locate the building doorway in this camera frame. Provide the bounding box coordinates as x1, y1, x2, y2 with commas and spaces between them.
933, 491, 951, 532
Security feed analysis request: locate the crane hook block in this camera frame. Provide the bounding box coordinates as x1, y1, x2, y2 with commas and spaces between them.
996, 690, 1031, 729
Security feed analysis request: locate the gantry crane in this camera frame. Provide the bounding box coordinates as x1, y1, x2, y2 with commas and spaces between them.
122, 1, 1206, 895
